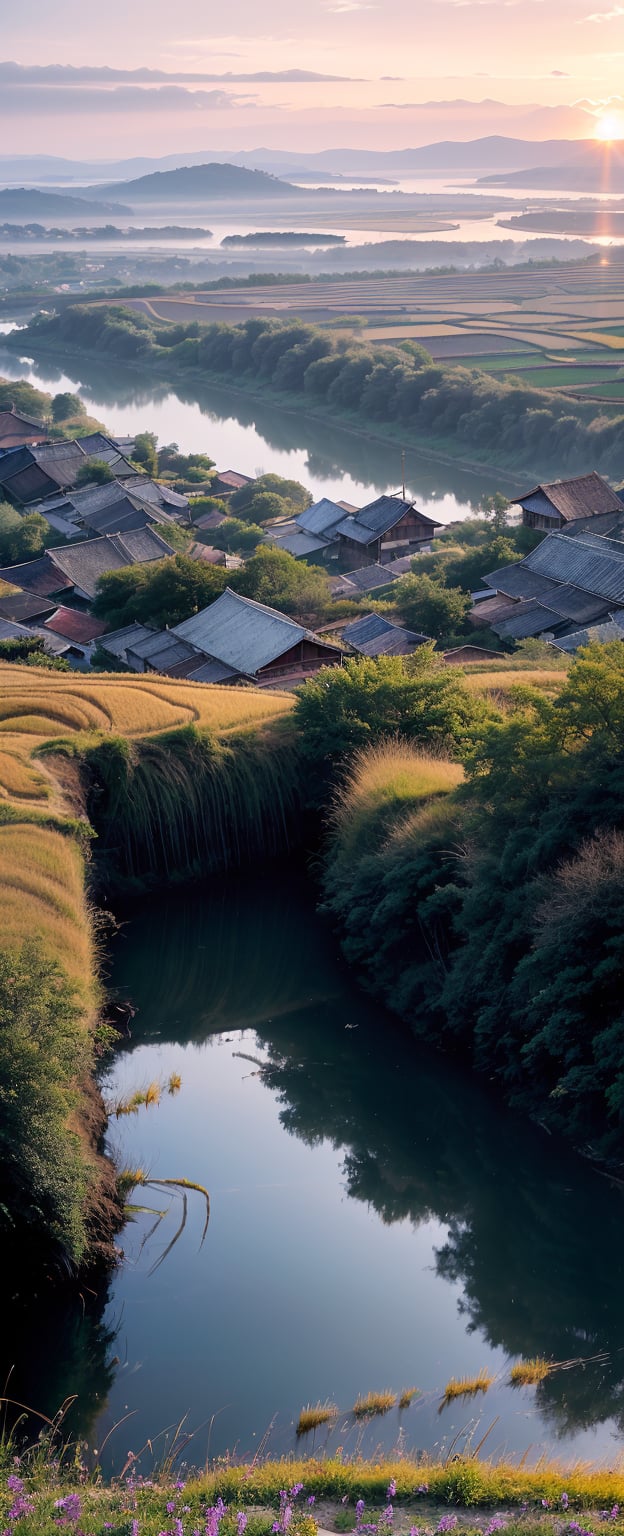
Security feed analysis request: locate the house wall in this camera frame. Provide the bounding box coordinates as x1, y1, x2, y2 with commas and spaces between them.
522, 508, 562, 531
257, 638, 341, 682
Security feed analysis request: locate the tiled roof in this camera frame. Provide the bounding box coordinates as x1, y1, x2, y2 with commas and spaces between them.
269, 528, 330, 558
99, 623, 154, 658
116, 526, 174, 562
329, 563, 400, 595
492, 600, 566, 639
174, 587, 330, 676
44, 606, 108, 643
126, 630, 200, 672
516, 472, 622, 523
0, 591, 56, 623
297, 498, 346, 537
550, 617, 624, 653
343, 612, 429, 656
0, 553, 73, 597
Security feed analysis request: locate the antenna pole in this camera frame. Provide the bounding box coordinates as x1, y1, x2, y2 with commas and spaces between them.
401, 450, 406, 500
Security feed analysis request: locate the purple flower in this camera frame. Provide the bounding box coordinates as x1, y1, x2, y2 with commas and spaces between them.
307, 1498, 316, 1508
387, 1484, 397, 1502
485, 1520, 506, 1535
417, 1487, 429, 1497
290, 1486, 304, 1500
542, 1502, 551, 1510
237, 1516, 248, 1536
383, 1507, 394, 1526
131, 1522, 140, 1536
562, 1495, 570, 1511
175, 1520, 184, 1536
409, 1528, 421, 1535
167, 1506, 176, 1516
6, 1480, 23, 1497
356, 1503, 366, 1519
437, 1517, 459, 1533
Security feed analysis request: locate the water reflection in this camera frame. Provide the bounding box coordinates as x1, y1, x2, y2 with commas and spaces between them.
3, 875, 623, 1454
0, 343, 518, 515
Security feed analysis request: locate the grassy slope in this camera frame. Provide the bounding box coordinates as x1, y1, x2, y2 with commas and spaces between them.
0, 663, 294, 1265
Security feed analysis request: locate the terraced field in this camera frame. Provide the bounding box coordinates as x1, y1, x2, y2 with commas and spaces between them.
124, 253, 624, 397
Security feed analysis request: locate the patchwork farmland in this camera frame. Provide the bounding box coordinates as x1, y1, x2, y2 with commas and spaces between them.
124, 253, 624, 401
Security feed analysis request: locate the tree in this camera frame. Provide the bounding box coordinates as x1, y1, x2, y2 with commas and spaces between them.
231, 547, 330, 620
209, 518, 265, 555
436, 536, 519, 594
132, 431, 158, 476
231, 491, 294, 526
480, 492, 510, 532
51, 392, 82, 423
0, 503, 48, 565
230, 473, 312, 518
0, 636, 68, 670
393, 573, 471, 639
93, 554, 228, 631
293, 651, 487, 774
75, 458, 113, 487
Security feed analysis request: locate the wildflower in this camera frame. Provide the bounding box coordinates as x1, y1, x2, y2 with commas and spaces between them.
562, 1495, 570, 1511
418, 1487, 429, 1496
612, 1512, 620, 1522
131, 1522, 140, 1536
290, 1486, 304, 1500
485, 1520, 506, 1535
437, 1517, 459, 1533
308, 1498, 316, 1508
6, 1480, 23, 1497
237, 1516, 248, 1536
383, 1507, 394, 1525
356, 1502, 366, 1519
176, 1483, 187, 1493
167, 1505, 176, 1516
175, 1520, 184, 1536
542, 1502, 551, 1510
409, 1528, 421, 1535
387, 1483, 397, 1501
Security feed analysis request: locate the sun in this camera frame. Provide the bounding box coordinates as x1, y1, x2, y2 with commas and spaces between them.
593, 110, 624, 141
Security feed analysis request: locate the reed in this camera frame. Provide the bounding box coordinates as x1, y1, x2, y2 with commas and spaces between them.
510, 1357, 551, 1386
398, 1387, 419, 1408
353, 1390, 397, 1417
442, 1372, 494, 1404
330, 741, 464, 865
297, 1402, 338, 1434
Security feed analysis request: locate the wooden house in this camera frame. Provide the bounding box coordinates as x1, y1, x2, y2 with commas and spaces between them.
515, 473, 622, 531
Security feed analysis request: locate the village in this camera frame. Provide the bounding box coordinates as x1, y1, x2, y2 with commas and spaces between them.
0, 400, 624, 683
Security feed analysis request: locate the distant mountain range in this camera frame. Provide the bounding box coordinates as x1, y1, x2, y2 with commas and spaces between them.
0, 136, 607, 186
0, 187, 129, 217
479, 142, 624, 191
82, 163, 302, 203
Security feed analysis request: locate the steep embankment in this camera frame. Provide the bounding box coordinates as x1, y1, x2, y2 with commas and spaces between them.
0, 665, 297, 1274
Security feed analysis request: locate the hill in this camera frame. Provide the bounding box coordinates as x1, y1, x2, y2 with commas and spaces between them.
0, 186, 130, 217
90, 161, 303, 203
479, 141, 624, 190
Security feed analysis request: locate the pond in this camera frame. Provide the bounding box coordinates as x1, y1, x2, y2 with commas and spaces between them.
0, 326, 518, 520
3, 873, 624, 1472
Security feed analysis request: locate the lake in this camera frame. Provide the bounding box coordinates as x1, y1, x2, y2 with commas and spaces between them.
3, 873, 624, 1473
0, 327, 516, 519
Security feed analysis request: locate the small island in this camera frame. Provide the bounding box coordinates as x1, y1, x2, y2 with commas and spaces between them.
220, 230, 347, 246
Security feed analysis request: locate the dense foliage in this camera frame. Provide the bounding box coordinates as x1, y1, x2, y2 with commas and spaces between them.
0, 636, 69, 670
0, 941, 93, 1265
22, 304, 624, 475
316, 643, 624, 1161
0, 502, 48, 565
93, 547, 333, 630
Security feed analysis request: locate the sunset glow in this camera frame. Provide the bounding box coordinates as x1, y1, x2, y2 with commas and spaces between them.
593, 111, 624, 141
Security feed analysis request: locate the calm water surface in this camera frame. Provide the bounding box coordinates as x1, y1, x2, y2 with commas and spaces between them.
4, 874, 624, 1470
0, 328, 517, 517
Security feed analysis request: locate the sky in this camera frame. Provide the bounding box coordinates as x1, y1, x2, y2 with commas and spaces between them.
0, 0, 622, 158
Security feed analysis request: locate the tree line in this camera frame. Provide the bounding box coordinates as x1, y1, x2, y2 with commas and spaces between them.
21, 302, 624, 476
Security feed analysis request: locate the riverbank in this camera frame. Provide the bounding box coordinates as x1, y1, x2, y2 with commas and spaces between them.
12, 303, 621, 483
4, 1452, 624, 1533
2, 327, 527, 490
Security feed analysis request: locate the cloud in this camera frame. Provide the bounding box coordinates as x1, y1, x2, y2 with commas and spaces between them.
321, 1, 378, 11
551, 68, 570, 75
0, 60, 361, 84
0, 85, 257, 114
582, 4, 624, 17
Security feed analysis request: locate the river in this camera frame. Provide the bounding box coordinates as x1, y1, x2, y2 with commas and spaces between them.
3, 873, 624, 1472
0, 326, 516, 518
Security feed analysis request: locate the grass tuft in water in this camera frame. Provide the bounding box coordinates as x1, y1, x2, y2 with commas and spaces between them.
442, 1371, 494, 1404
510, 1357, 551, 1386
398, 1387, 420, 1408
296, 1402, 338, 1435
353, 1389, 397, 1417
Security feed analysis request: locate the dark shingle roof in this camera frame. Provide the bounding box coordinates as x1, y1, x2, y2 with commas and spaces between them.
0, 553, 73, 597
0, 591, 56, 623
174, 587, 336, 676
343, 612, 430, 656
516, 472, 622, 523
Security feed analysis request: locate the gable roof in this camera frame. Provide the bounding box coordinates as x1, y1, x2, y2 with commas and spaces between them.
0, 406, 47, 447
0, 552, 73, 597
46, 527, 172, 599
173, 587, 327, 676
99, 622, 155, 658
0, 591, 56, 623
550, 616, 624, 653
297, 497, 346, 537
516, 473, 622, 523
43, 606, 108, 644
0, 435, 137, 501
126, 630, 200, 672
342, 612, 430, 656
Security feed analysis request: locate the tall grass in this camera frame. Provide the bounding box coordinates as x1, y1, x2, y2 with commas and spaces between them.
442, 1372, 494, 1404
85, 725, 305, 882
330, 741, 464, 865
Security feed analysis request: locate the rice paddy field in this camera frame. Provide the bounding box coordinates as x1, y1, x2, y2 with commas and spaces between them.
124, 252, 624, 399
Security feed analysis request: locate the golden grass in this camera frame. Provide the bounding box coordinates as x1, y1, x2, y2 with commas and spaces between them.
0, 823, 94, 997
189, 1455, 624, 1508
442, 1371, 494, 1404
0, 748, 49, 799
353, 1390, 397, 1417
398, 1387, 419, 1408
510, 1357, 551, 1386
332, 742, 464, 861
569, 330, 624, 349
297, 1402, 339, 1435
464, 669, 565, 696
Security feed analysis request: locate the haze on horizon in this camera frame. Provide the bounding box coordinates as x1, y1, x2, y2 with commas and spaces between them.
0, 0, 622, 158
